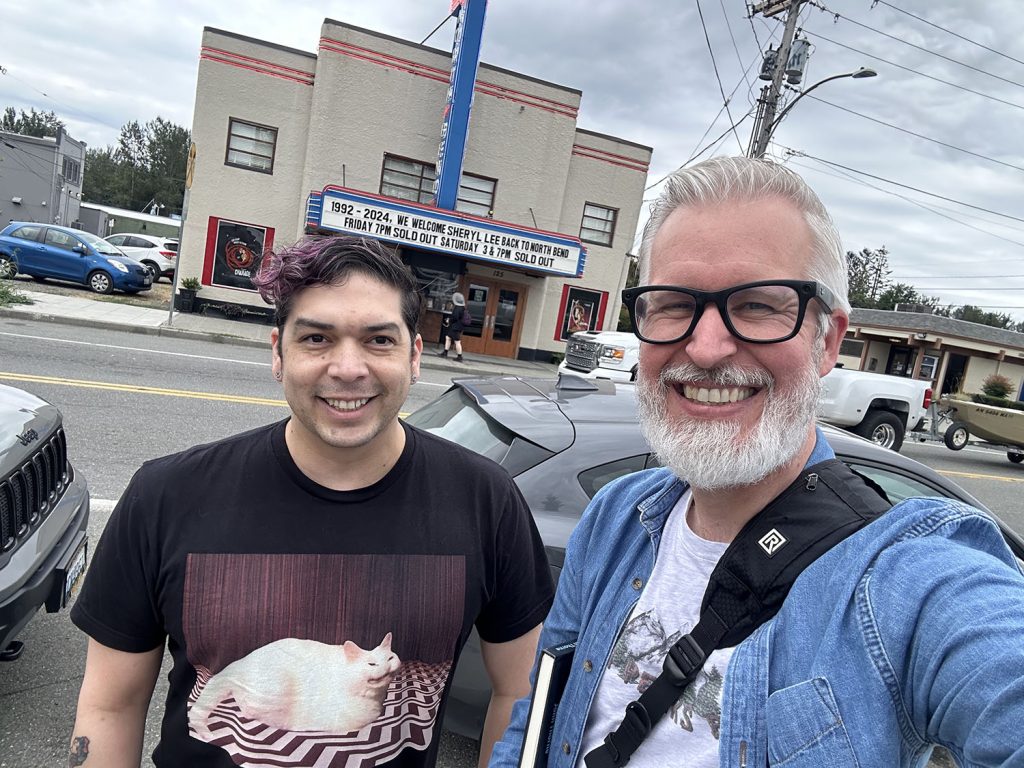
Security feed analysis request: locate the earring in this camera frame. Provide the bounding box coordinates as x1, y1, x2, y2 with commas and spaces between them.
274, 371, 282, 381
411, 375, 418, 384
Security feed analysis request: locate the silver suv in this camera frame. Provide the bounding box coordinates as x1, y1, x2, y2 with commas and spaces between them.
0, 384, 89, 661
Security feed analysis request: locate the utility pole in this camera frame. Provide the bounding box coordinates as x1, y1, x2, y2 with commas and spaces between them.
747, 0, 803, 158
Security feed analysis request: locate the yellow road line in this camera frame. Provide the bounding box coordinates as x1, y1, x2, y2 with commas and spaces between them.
0, 371, 289, 407
939, 468, 1024, 484
1, 371, 414, 418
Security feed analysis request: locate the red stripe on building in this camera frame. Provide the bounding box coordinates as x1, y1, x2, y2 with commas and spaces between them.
201, 46, 315, 79
200, 54, 314, 86
571, 148, 649, 172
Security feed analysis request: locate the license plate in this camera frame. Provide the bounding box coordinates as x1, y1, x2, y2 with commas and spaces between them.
144, 277, 153, 285
63, 540, 88, 607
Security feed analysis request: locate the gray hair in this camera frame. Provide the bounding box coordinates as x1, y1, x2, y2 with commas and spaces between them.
638, 157, 851, 330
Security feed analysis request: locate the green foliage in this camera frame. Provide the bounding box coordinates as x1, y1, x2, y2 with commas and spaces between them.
81, 116, 191, 216
970, 393, 1024, 411
846, 247, 891, 308
2, 106, 64, 138
980, 373, 1014, 399
180, 276, 202, 291
0, 280, 33, 307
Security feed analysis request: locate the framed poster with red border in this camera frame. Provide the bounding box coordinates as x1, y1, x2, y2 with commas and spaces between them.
202, 217, 275, 292
554, 285, 607, 341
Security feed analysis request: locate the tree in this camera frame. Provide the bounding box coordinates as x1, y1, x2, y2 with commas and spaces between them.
846, 247, 890, 308
1, 106, 64, 138
80, 116, 190, 216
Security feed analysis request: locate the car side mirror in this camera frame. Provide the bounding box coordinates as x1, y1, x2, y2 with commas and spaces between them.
72, 244, 87, 254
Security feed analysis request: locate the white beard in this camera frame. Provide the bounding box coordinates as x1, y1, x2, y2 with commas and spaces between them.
637, 358, 822, 491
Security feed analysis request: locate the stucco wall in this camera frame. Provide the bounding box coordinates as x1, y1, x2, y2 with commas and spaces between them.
962, 358, 1024, 399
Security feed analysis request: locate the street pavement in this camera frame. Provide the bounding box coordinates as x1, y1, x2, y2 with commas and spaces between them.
0, 289, 560, 379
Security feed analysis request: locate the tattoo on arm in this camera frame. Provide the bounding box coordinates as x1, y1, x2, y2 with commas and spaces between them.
68, 736, 90, 766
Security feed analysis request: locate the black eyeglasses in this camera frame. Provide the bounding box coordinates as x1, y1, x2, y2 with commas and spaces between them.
622, 280, 836, 345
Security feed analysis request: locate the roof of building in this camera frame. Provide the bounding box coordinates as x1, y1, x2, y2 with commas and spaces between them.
80, 201, 182, 228
851, 308, 1024, 351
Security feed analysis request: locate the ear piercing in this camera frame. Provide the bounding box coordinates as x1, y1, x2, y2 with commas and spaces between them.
274, 371, 282, 381
411, 375, 418, 384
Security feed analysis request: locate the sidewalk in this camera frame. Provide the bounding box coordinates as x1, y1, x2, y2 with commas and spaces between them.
0, 289, 559, 378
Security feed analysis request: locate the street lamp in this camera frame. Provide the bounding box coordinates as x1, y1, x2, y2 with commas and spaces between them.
767, 66, 877, 138
749, 66, 876, 157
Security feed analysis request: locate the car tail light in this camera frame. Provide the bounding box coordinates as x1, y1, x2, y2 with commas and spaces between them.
159, 250, 177, 259
923, 388, 932, 409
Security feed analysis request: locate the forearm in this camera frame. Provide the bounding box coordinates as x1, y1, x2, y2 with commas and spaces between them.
479, 692, 519, 768
69, 699, 151, 767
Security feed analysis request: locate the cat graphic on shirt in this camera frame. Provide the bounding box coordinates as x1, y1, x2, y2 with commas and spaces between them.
189, 632, 401, 738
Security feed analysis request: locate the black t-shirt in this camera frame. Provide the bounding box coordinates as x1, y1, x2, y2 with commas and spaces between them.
72, 420, 553, 768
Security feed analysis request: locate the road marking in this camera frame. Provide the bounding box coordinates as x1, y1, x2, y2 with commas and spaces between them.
0, 330, 270, 367
938, 469, 1024, 484
0, 371, 290, 407
0, 330, 448, 385
0, 372, 419, 416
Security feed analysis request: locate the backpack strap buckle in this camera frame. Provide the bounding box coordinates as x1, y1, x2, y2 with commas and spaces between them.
663, 634, 705, 686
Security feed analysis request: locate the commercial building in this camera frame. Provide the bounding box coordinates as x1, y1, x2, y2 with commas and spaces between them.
0, 128, 85, 228
840, 308, 1024, 401
178, 15, 652, 360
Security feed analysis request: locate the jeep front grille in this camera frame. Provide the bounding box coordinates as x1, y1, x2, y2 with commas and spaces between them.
0, 428, 69, 554
565, 339, 601, 373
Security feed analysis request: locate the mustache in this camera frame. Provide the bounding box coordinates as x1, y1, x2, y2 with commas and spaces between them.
657, 362, 774, 389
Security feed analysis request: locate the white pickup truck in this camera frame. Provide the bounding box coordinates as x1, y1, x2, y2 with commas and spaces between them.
558, 330, 932, 451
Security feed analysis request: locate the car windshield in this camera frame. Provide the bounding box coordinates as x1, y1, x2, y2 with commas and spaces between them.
405, 387, 516, 465
77, 230, 123, 256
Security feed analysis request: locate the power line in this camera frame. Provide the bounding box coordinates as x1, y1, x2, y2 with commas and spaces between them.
810, 30, 1024, 114
816, 7, 1024, 93
891, 274, 1024, 280
803, 93, 1024, 175
787, 149, 1024, 225
872, 0, 1024, 69
720, 0, 754, 96
787, 156, 1024, 254
694, 0, 745, 153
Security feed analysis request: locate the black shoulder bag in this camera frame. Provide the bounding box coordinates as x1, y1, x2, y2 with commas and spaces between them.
584, 459, 891, 768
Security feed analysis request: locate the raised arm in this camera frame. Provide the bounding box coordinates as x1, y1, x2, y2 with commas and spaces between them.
69, 638, 163, 767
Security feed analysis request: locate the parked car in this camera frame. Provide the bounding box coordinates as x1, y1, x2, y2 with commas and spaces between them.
404, 374, 1024, 741
104, 232, 179, 282
0, 383, 89, 662
0, 222, 152, 294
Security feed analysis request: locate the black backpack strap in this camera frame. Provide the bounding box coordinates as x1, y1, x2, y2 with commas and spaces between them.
584, 460, 889, 768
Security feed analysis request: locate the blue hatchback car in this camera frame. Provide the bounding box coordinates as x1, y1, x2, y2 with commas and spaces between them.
0, 222, 152, 294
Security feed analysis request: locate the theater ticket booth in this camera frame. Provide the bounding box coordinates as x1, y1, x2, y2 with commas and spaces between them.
304, 187, 585, 359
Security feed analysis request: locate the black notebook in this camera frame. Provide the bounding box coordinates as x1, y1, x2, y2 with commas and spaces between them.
518, 641, 577, 768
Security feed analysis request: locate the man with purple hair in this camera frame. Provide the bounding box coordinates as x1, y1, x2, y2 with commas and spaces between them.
70, 235, 554, 768
490, 157, 1024, 768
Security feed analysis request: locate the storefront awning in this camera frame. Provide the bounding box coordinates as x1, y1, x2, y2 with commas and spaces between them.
306, 186, 587, 278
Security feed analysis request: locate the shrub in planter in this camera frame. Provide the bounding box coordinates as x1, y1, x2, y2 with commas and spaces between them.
981, 373, 1014, 399
177, 277, 202, 313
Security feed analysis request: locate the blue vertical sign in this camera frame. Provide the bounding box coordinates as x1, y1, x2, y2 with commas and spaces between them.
433, 0, 487, 210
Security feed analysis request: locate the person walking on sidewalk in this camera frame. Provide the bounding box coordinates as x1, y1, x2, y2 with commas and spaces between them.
439, 291, 470, 362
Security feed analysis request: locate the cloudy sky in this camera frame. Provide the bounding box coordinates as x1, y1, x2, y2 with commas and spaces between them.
5, 1, 1024, 321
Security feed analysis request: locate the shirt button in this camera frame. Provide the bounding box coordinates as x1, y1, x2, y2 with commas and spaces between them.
562, 742, 571, 755
632, 578, 643, 590
583, 659, 593, 672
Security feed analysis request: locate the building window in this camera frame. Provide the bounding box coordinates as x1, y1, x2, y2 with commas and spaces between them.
580, 203, 617, 246
62, 157, 80, 184
839, 339, 865, 358
225, 119, 277, 174
379, 155, 496, 217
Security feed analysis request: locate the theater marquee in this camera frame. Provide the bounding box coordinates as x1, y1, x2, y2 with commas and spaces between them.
308, 187, 586, 278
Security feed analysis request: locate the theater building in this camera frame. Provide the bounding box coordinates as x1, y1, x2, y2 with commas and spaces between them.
178, 11, 652, 360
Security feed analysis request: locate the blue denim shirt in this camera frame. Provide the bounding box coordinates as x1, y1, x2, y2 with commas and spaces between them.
490, 429, 1024, 768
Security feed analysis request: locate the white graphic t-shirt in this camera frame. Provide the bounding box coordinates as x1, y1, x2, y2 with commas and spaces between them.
577, 491, 734, 768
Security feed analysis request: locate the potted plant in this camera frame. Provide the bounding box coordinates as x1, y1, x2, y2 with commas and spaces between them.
177, 277, 202, 313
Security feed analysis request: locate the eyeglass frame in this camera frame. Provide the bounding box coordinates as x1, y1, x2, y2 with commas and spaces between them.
621, 279, 837, 345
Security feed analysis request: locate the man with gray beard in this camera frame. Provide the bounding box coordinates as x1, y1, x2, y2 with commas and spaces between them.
490, 157, 1024, 768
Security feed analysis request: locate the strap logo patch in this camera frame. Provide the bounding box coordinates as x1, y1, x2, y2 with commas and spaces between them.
758, 528, 787, 557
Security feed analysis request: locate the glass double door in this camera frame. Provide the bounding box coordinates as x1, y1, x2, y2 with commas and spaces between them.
460, 278, 526, 358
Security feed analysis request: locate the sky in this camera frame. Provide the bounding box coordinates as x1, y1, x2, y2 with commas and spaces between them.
4, 0, 1024, 321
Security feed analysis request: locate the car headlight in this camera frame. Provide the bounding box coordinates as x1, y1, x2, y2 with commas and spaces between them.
105, 259, 129, 273
601, 346, 625, 360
